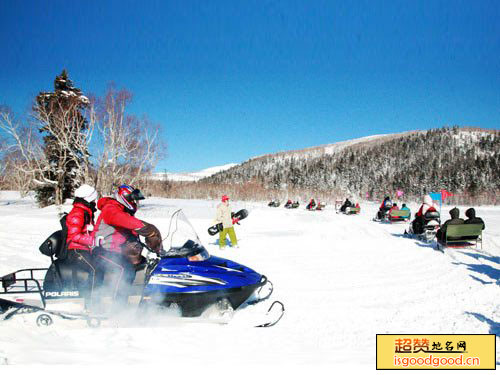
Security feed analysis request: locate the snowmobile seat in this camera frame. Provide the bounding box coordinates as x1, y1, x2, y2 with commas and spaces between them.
43, 259, 74, 292
437, 223, 483, 250
424, 211, 440, 220
42, 257, 94, 293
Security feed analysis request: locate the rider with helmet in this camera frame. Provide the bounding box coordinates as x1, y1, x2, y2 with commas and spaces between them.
93, 184, 162, 300
377, 196, 392, 220
411, 194, 438, 234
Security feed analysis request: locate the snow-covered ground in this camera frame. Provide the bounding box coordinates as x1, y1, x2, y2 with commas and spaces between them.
0, 191, 498, 371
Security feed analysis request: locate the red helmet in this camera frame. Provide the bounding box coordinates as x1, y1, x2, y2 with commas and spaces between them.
221, 195, 229, 202
115, 184, 145, 213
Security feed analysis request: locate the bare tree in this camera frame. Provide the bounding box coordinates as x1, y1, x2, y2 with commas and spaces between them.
0, 109, 47, 194
91, 87, 165, 195
0, 95, 93, 205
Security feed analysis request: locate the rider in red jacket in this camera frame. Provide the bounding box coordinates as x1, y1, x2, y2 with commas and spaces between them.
66, 200, 95, 251
64, 184, 98, 310
94, 197, 144, 253
93, 184, 162, 301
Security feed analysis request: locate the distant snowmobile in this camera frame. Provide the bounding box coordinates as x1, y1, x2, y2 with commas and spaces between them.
0, 210, 283, 328
315, 202, 326, 211
306, 200, 316, 211
404, 211, 441, 243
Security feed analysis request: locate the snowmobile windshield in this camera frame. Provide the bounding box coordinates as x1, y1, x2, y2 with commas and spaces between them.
162, 209, 210, 261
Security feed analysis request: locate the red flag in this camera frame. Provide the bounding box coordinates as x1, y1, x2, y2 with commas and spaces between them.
441, 189, 453, 201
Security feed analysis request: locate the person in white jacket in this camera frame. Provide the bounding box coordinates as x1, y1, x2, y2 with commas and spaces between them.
411, 194, 439, 234
215, 195, 238, 249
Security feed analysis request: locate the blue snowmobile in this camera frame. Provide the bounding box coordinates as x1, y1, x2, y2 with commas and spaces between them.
0, 210, 284, 327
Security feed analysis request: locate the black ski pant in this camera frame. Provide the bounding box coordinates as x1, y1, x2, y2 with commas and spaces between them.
377, 208, 389, 220
412, 216, 425, 234
93, 248, 136, 303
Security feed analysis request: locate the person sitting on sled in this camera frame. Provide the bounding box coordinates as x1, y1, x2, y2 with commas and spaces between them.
63, 184, 98, 308
411, 195, 438, 234
377, 196, 392, 219
215, 195, 238, 249
436, 207, 464, 242
93, 184, 162, 301
340, 198, 352, 212
388, 202, 400, 216
463, 208, 485, 240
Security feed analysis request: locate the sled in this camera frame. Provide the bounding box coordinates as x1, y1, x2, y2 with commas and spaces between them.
388, 210, 411, 223
436, 223, 483, 251
306, 203, 317, 211
346, 207, 360, 215
0, 267, 105, 327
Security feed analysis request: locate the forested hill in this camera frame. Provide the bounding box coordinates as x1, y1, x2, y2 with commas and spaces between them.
202, 127, 500, 203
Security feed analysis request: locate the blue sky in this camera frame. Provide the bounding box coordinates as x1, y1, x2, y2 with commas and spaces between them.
1, 0, 499, 172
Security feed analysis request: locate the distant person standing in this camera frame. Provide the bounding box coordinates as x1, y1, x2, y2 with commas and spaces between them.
215, 195, 238, 249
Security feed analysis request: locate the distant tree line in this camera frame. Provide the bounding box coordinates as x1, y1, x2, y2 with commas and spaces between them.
157, 127, 499, 205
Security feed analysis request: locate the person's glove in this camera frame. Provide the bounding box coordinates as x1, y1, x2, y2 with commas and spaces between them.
232, 218, 240, 225
122, 240, 144, 265
136, 221, 162, 253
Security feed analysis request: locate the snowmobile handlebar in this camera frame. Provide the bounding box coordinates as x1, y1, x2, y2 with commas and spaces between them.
138, 240, 165, 256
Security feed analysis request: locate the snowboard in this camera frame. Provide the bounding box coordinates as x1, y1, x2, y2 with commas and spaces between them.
208, 209, 249, 236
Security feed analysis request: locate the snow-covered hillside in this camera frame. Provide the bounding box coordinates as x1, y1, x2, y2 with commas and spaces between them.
152, 163, 238, 182
203, 127, 500, 204
0, 192, 498, 369
249, 132, 414, 162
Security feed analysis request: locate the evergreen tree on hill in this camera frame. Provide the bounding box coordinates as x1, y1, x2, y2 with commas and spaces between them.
35, 69, 90, 206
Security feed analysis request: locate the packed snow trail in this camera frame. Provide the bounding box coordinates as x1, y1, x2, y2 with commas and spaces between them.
0, 192, 498, 366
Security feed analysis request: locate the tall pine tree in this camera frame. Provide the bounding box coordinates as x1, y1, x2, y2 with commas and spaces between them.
35, 70, 90, 206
